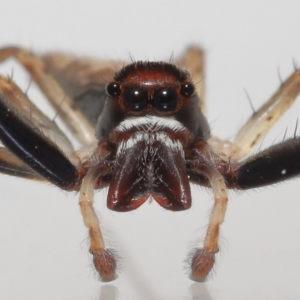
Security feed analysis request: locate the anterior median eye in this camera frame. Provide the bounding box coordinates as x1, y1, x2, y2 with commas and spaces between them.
153, 87, 178, 112
123, 87, 148, 112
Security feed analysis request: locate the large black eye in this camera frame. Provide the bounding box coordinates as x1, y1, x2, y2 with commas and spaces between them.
106, 82, 121, 96
123, 87, 148, 112
180, 82, 195, 97
153, 87, 178, 112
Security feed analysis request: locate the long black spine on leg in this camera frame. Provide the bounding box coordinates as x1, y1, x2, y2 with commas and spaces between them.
0, 96, 79, 189
235, 138, 300, 189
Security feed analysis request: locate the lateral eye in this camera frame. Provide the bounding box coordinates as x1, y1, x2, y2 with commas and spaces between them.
153, 87, 178, 112
180, 82, 195, 97
106, 82, 121, 97
123, 87, 148, 112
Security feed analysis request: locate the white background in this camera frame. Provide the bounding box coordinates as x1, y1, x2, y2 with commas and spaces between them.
0, 1, 300, 299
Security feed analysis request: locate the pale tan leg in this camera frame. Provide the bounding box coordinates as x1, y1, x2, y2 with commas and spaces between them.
0, 47, 95, 145
190, 160, 228, 281
41, 53, 124, 92
234, 69, 300, 159
79, 166, 116, 281
179, 46, 206, 115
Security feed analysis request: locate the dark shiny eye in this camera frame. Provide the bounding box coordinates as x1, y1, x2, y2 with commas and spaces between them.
180, 82, 195, 97
153, 87, 178, 112
123, 87, 148, 112
106, 82, 121, 96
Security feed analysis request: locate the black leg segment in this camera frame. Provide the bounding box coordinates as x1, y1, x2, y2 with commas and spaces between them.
0, 95, 80, 190
234, 137, 300, 189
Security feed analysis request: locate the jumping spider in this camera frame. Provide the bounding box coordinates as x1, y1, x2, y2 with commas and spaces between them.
0, 46, 299, 281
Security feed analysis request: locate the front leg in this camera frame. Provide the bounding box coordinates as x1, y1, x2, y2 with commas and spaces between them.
234, 69, 300, 159
0, 77, 80, 189
222, 137, 300, 189
187, 142, 229, 281
0, 73, 117, 280
79, 161, 117, 281
0, 47, 96, 144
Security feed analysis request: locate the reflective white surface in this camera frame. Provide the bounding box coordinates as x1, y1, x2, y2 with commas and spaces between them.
0, 1, 300, 299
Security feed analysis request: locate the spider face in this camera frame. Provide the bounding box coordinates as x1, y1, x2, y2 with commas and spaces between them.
0, 46, 299, 282
96, 62, 210, 212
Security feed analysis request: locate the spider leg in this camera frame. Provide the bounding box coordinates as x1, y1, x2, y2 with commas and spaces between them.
0, 76, 74, 155
178, 46, 206, 115
190, 163, 228, 281
0, 147, 45, 181
0, 76, 80, 190
0, 48, 126, 281
0, 72, 116, 280
79, 164, 116, 281
0, 47, 96, 145
223, 136, 300, 189
41, 53, 124, 127
187, 142, 228, 281
234, 69, 300, 159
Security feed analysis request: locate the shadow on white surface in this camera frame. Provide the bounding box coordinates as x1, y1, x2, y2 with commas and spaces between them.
99, 285, 119, 300
97, 283, 213, 300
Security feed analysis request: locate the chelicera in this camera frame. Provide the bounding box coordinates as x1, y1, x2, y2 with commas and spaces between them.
0, 46, 299, 281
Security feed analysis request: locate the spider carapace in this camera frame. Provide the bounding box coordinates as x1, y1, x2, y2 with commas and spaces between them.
0, 46, 299, 281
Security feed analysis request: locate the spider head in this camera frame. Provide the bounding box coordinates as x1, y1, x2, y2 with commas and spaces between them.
97, 62, 210, 140
106, 61, 195, 117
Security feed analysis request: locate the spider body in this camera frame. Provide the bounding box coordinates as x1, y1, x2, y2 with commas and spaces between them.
0, 46, 299, 281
